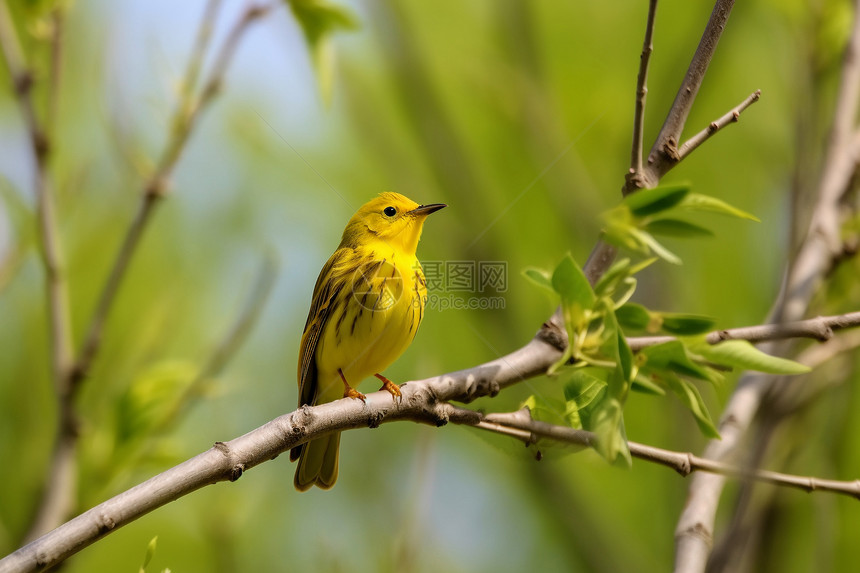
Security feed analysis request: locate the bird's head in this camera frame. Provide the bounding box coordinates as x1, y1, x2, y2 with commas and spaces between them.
341, 192, 446, 255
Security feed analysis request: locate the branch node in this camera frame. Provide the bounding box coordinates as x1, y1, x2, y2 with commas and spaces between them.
536, 320, 567, 353
96, 513, 115, 534
229, 463, 245, 482
368, 411, 384, 429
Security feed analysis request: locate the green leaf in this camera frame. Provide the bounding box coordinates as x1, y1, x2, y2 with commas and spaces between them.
679, 193, 760, 221
693, 340, 811, 375
658, 313, 716, 335
631, 373, 666, 395
623, 184, 691, 218
522, 267, 554, 293
522, 394, 570, 428
640, 341, 716, 383
286, 0, 358, 104
644, 218, 714, 238
630, 228, 682, 264
140, 536, 158, 573
551, 254, 595, 309
563, 369, 608, 429
616, 302, 652, 331
590, 397, 632, 465
663, 374, 721, 439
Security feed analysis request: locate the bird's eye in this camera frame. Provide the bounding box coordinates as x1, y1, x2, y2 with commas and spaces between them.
383, 206, 397, 217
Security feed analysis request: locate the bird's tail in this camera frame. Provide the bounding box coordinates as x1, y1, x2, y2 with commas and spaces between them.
292, 432, 340, 491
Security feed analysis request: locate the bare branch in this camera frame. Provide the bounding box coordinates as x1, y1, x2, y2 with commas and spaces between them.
72, 1, 271, 389
0, 338, 561, 573
627, 311, 860, 351
0, 0, 76, 543
676, 89, 761, 161
457, 407, 860, 500
642, 0, 736, 188
630, 0, 659, 175
674, 2, 860, 571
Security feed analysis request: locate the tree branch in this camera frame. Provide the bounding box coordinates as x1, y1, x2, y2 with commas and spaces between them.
11, 0, 273, 543
634, 0, 736, 191
452, 406, 860, 500
676, 89, 760, 161
0, 337, 560, 573
0, 0, 77, 543
4, 307, 860, 571
71, 0, 272, 388
630, 0, 658, 176
627, 311, 860, 351
673, 2, 860, 571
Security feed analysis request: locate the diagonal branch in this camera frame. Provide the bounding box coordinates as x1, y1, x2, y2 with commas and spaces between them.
630, 0, 659, 176
676, 89, 760, 161
673, 2, 860, 571
71, 0, 272, 389
5, 300, 860, 573
643, 0, 736, 186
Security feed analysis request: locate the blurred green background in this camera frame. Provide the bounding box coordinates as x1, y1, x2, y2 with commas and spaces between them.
1, 0, 859, 571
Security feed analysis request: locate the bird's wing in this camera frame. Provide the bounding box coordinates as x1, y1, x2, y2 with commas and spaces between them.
296, 247, 351, 407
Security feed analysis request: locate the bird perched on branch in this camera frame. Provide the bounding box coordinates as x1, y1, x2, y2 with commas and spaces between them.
291, 192, 446, 491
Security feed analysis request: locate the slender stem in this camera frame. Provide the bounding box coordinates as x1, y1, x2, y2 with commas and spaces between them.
676, 89, 761, 161
466, 408, 860, 499
638, 0, 736, 190
630, 0, 658, 177
72, 1, 271, 387
627, 311, 860, 351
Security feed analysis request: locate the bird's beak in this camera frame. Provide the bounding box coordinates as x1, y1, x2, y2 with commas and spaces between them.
408, 203, 447, 217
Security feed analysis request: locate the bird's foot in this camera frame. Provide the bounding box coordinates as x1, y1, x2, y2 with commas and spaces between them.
338, 368, 366, 402
343, 387, 367, 402
375, 373, 401, 402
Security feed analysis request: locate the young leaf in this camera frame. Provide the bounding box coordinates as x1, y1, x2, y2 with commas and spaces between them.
630, 228, 682, 264
693, 340, 811, 375
663, 374, 721, 439
679, 193, 760, 221
616, 302, 652, 331
658, 313, 716, 335
551, 254, 595, 309
640, 341, 717, 382
522, 268, 555, 293
522, 394, 570, 428
140, 536, 158, 573
590, 397, 632, 465
644, 218, 714, 238
563, 370, 608, 423
286, 0, 358, 103
631, 373, 666, 395
623, 184, 691, 218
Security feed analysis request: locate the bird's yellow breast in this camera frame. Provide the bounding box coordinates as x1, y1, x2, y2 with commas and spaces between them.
313, 247, 427, 399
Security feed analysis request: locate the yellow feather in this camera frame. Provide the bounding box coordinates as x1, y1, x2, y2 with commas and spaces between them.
292, 192, 445, 491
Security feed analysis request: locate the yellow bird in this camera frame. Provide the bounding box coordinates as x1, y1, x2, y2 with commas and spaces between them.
291, 192, 446, 491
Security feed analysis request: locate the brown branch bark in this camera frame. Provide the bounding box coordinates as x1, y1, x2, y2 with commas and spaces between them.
673, 2, 860, 571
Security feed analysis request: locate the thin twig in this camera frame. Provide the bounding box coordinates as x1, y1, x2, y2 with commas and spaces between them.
71, 1, 271, 388
629, 0, 658, 178
460, 407, 860, 500
676, 89, 761, 161
0, 0, 77, 544
627, 311, 860, 351
0, 0, 72, 389
636, 0, 737, 191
